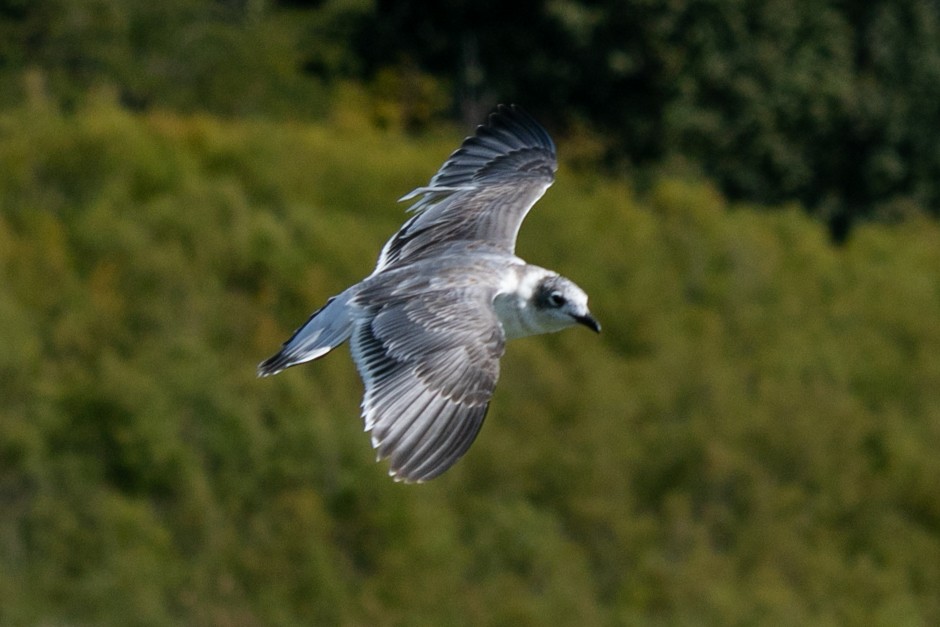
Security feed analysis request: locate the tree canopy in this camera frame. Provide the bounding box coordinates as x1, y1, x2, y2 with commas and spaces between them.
1, 0, 939, 236
2, 3, 940, 622
1, 93, 939, 626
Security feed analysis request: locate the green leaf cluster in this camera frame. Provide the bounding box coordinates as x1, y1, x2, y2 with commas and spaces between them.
1, 100, 939, 624
0, 0, 372, 116
4, 0, 940, 234
360, 0, 940, 234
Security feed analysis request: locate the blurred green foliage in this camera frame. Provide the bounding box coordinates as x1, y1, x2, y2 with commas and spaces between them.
0, 0, 369, 116
2, 0, 939, 237
1, 97, 938, 624
360, 0, 940, 237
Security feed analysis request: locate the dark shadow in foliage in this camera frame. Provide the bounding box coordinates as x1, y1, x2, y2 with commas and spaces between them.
355, 0, 940, 241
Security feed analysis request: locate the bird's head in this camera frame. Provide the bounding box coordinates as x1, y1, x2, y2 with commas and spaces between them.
533, 274, 600, 334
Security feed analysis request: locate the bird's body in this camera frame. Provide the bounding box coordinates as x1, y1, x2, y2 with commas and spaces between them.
259, 105, 598, 482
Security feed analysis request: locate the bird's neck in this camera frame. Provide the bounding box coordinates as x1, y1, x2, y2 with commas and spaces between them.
492, 265, 552, 340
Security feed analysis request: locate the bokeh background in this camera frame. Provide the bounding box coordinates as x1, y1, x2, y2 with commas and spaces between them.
1, 1, 939, 624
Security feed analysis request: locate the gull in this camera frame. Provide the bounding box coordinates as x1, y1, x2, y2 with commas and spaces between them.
258, 105, 599, 482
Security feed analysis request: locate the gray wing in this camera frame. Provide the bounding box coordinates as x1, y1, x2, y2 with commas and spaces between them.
350, 273, 506, 482
375, 105, 556, 271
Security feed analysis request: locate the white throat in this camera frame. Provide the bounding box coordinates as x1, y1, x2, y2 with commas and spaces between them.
492, 266, 555, 340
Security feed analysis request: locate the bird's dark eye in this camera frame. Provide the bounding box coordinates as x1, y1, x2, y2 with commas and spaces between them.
548, 291, 567, 307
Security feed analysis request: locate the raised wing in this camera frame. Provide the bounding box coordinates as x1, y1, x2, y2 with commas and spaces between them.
350, 269, 506, 482
375, 105, 557, 271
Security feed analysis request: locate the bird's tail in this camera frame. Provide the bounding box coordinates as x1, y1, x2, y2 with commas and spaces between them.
257, 290, 355, 377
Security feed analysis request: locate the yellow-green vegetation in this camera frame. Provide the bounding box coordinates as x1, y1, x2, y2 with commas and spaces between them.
1, 99, 939, 625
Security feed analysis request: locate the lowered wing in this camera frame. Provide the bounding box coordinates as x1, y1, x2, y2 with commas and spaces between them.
350, 266, 506, 482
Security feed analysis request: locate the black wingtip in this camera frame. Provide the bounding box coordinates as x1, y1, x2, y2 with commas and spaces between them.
482, 104, 556, 154
418, 103, 557, 194
257, 352, 286, 378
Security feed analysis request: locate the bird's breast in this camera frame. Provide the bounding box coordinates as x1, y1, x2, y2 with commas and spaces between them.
492, 292, 540, 340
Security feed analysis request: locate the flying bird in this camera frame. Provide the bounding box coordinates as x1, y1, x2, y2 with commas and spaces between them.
258, 105, 599, 482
